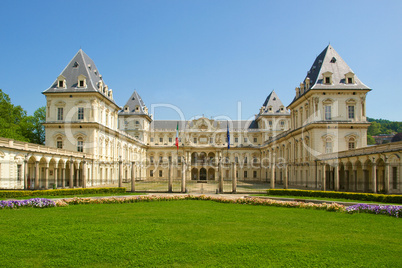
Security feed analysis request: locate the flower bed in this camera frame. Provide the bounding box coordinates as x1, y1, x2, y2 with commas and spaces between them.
0, 198, 56, 209
54, 195, 346, 213
267, 189, 402, 204
3, 195, 401, 218
0, 187, 126, 198
346, 204, 402, 218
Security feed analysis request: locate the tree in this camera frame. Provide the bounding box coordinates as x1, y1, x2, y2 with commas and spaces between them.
367, 135, 376, 145
20, 106, 46, 145
0, 89, 29, 142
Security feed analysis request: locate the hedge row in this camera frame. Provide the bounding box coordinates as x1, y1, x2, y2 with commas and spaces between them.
267, 189, 402, 204
0, 187, 126, 198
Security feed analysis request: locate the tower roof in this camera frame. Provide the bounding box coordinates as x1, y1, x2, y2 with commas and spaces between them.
305, 45, 370, 90
260, 90, 289, 115
43, 49, 116, 104
119, 90, 149, 116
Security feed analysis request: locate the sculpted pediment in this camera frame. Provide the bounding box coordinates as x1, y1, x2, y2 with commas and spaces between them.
188, 117, 219, 131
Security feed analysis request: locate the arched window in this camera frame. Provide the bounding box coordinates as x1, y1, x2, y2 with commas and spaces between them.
56, 137, 63, 149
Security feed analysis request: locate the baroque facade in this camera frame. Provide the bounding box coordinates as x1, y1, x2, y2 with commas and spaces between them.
0, 45, 401, 193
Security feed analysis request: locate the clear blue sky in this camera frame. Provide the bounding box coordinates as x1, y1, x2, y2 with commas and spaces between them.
0, 0, 401, 121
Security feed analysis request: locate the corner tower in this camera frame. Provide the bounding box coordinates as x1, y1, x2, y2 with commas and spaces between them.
118, 90, 152, 143
287, 44, 371, 154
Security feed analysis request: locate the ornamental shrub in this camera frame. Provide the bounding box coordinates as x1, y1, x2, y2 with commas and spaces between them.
267, 189, 402, 204
0, 187, 126, 199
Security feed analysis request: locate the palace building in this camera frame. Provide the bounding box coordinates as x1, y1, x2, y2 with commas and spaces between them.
0, 45, 400, 193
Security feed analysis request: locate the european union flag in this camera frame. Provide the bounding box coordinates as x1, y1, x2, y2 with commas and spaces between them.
227, 122, 230, 149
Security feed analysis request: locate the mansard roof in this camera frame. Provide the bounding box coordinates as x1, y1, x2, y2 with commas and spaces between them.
43, 49, 118, 106
289, 45, 371, 106
119, 90, 148, 115
305, 45, 370, 90
260, 90, 289, 115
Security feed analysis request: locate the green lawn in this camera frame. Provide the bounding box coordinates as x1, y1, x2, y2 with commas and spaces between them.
0, 201, 401, 267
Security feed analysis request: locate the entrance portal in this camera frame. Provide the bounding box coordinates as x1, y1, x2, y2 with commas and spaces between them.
200, 168, 207, 180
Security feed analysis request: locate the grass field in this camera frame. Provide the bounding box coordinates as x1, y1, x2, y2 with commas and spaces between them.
0, 200, 401, 267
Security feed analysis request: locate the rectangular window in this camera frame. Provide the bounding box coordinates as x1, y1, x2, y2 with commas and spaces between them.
159, 137, 163, 143
178, 156, 181, 163
348, 142, 355, 150
325, 77, 330, 84
235, 157, 238, 163
150, 138, 154, 143
244, 157, 248, 164
17, 165, 22, 181
244, 138, 248, 143
348, 106, 355, 119
150, 156, 154, 164
325, 105, 331, 120
58, 80, 63, 87
193, 138, 197, 144
150, 170, 153, 177
235, 137, 238, 143
244, 171, 248, 178
77, 140, 83, 152
169, 137, 173, 143
347, 77, 353, 84
57, 108, 63, 120
56, 141, 63, 149
325, 142, 332, 153
210, 138, 213, 144
79, 80, 84, 87
135, 121, 139, 125
253, 171, 257, 178
269, 121, 272, 126
392, 167, 397, 189
78, 107, 84, 120
280, 121, 285, 126
159, 170, 162, 177
254, 137, 257, 143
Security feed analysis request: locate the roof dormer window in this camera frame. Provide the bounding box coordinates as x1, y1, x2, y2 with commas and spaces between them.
57, 75, 66, 88
345, 72, 355, 84
322, 71, 333, 85
77, 74, 87, 88
135, 106, 140, 112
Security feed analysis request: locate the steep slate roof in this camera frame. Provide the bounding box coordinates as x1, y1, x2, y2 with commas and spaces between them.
119, 90, 148, 115
289, 45, 371, 105
261, 90, 289, 115
43, 49, 114, 96
305, 45, 370, 90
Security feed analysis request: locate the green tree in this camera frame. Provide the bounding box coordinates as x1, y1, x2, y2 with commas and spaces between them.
0, 89, 29, 142
20, 106, 46, 145
367, 135, 376, 145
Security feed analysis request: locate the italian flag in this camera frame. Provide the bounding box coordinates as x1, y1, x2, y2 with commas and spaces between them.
175, 122, 179, 149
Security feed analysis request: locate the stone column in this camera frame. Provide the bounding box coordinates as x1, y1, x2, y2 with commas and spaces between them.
218, 158, 223, 193
322, 163, 326, 191
24, 159, 28, 190
44, 166, 49, 190
69, 161, 74, 189
232, 162, 237, 193
372, 162, 377, 193
181, 159, 186, 193
34, 161, 39, 190
168, 161, 173, 192
131, 162, 136, 192
384, 159, 390, 193
54, 167, 58, 188
62, 168, 66, 189
334, 164, 339, 191
270, 154, 276, 189
82, 160, 87, 188
118, 159, 123, 188
284, 164, 288, 189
